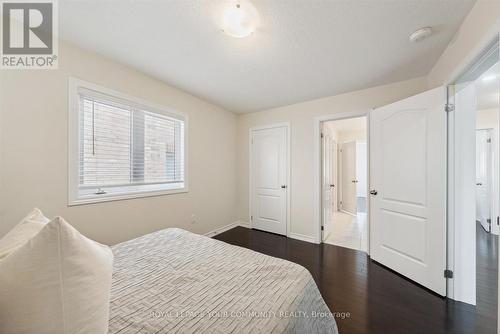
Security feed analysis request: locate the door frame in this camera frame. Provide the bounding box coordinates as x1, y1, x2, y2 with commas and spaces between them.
313, 110, 370, 247
249, 122, 291, 237
446, 34, 500, 303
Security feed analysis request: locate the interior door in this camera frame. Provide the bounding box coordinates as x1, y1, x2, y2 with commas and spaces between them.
341, 141, 357, 215
370, 86, 447, 296
322, 130, 334, 240
476, 129, 492, 232
251, 126, 288, 235
356, 142, 368, 212
332, 140, 338, 212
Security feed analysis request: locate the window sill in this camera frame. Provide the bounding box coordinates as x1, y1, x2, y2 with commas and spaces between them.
68, 185, 188, 206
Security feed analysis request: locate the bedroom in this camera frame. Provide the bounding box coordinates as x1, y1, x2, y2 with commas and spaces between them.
0, 0, 499, 333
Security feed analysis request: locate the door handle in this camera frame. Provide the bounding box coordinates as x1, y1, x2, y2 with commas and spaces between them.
281, 185, 287, 189
330, 184, 335, 188
370, 190, 378, 195
352, 180, 358, 183
476, 183, 483, 186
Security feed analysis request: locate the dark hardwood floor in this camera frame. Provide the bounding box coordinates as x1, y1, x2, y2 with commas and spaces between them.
214, 226, 498, 334
477, 222, 498, 331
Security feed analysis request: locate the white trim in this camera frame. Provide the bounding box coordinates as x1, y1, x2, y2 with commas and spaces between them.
289, 232, 316, 244
249, 122, 291, 237
204, 221, 250, 238
68, 77, 189, 206
314, 110, 370, 245
238, 221, 251, 228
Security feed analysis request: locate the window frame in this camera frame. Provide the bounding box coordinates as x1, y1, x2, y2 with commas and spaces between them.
68, 77, 189, 206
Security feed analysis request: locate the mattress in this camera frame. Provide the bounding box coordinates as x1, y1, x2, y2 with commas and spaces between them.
109, 228, 338, 333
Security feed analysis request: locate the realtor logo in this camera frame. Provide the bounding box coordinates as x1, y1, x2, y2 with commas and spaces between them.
1, 0, 58, 69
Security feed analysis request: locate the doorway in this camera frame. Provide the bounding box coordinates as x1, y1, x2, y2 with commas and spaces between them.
450, 51, 499, 328
321, 116, 368, 252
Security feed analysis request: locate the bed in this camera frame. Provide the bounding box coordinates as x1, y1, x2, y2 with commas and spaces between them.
108, 228, 338, 333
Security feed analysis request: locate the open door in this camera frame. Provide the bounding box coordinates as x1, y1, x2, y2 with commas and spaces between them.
322, 130, 334, 240
332, 140, 338, 212
341, 141, 357, 215
476, 129, 492, 232
369, 86, 447, 296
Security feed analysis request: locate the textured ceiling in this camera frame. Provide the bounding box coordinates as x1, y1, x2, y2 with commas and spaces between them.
59, 0, 475, 113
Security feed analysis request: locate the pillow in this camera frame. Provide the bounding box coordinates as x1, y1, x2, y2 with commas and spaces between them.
0, 216, 114, 334
0, 208, 50, 260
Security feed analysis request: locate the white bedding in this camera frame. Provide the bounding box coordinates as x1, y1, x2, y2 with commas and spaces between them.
109, 228, 338, 333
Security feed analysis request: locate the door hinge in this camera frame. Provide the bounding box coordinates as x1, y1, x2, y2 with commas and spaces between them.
497, 216, 499, 226
321, 226, 324, 231
250, 215, 253, 221
445, 104, 455, 112
444, 269, 453, 279
321, 132, 324, 138
487, 138, 492, 143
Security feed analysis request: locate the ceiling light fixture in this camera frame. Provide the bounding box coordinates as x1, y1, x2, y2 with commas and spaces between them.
409, 27, 433, 43
222, 1, 259, 38
482, 75, 498, 82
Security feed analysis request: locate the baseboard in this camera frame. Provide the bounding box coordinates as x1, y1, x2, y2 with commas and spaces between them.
206, 222, 317, 244
238, 221, 251, 228
289, 232, 316, 244
204, 220, 250, 238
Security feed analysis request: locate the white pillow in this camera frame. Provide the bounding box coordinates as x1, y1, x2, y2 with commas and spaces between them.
0, 208, 49, 260
0, 216, 114, 334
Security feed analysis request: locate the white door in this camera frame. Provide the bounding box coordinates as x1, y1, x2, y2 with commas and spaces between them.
341, 141, 357, 215
356, 142, 368, 212
250, 126, 288, 235
332, 140, 338, 212
370, 86, 447, 296
322, 131, 334, 240
476, 129, 492, 232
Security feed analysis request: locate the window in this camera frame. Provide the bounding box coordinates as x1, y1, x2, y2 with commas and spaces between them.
69, 79, 187, 205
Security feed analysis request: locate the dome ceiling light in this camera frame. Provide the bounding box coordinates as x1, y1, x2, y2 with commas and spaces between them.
409, 27, 433, 43
221, 1, 260, 38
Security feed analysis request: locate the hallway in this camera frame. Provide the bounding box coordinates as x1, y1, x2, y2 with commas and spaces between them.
324, 211, 368, 252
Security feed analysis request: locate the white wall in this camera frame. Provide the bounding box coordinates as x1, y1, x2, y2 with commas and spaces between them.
237, 77, 428, 239
0, 42, 238, 245
338, 129, 366, 143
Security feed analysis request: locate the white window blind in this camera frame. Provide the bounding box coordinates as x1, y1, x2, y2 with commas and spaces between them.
72, 85, 186, 203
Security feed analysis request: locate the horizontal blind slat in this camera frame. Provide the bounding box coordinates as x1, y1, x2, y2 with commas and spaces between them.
78, 93, 185, 190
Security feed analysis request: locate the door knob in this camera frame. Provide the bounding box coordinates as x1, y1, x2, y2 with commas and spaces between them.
370, 190, 378, 195
281, 185, 287, 189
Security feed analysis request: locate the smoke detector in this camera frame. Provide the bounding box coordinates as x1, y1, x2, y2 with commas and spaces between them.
409, 27, 433, 43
